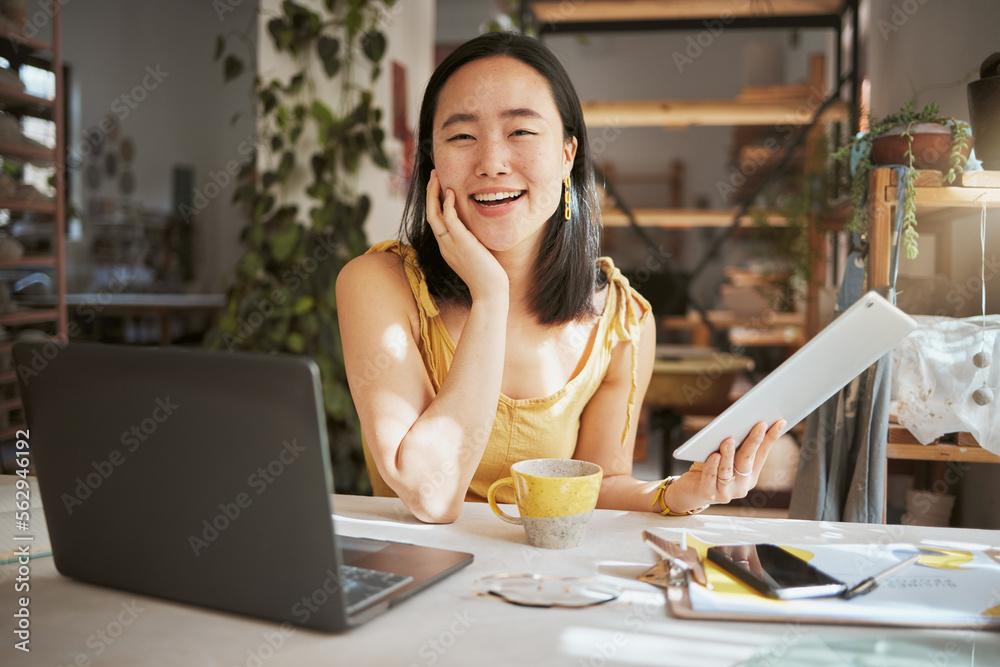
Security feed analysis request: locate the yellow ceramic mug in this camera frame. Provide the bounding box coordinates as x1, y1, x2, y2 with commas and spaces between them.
487, 459, 603, 549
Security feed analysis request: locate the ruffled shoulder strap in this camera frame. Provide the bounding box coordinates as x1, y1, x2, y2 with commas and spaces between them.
597, 257, 652, 447
365, 241, 448, 382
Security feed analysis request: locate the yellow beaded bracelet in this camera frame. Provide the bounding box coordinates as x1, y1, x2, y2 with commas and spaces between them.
652, 476, 710, 516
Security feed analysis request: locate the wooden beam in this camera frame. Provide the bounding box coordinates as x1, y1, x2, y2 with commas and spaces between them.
958, 171, 1000, 188
582, 98, 849, 128
866, 168, 892, 289
887, 442, 1000, 463
600, 207, 788, 228
885, 186, 1000, 207
530, 0, 844, 23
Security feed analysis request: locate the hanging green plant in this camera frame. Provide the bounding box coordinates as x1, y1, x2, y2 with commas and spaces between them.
207, 0, 396, 494
832, 101, 972, 259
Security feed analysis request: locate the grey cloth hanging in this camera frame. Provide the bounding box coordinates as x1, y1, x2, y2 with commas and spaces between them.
788, 167, 908, 523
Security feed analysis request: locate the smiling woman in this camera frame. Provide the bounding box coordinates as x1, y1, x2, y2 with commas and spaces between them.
336, 32, 784, 524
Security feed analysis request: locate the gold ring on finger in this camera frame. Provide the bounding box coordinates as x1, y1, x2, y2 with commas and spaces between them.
436, 229, 450, 238
718, 475, 734, 485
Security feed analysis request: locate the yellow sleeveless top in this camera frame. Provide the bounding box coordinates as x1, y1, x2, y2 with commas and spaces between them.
362, 241, 651, 503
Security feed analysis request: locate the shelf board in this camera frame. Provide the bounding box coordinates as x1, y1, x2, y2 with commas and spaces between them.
601, 206, 788, 228
0, 255, 56, 268
0, 85, 53, 119
0, 26, 53, 53
0, 139, 54, 162
581, 97, 849, 128
530, 0, 844, 23
0, 369, 15, 385
0, 396, 20, 413
0, 308, 58, 326
888, 442, 1000, 463
0, 198, 55, 214
886, 186, 1000, 208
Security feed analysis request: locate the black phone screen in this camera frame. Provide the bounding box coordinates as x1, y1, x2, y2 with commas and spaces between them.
707, 544, 847, 600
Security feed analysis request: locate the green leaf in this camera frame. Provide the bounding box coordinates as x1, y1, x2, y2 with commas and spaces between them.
355, 195, 371, 227
214, 35, 225, 61
249, 223, 266, 248
310, 100, 336, 127
223, 55, 244, 82
311, 154, 328, 181
324, 0, 337, 10
285, 72, 305, 95
293, 296, 315, 315
238, 252, 264, 280
361, 31, 386, 63
260, 89, 278, 115
317, 36, 341, 78
286, 332, 306, 354
270, 135, 283, 152
271, 223, 302, 262
267, 18, 291, 51
275, 151, 295, 182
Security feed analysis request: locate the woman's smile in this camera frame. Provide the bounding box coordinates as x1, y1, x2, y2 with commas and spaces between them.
431, 55, 576, 252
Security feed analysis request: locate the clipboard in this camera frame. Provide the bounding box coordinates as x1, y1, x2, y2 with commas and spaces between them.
640, 539, 1000, 631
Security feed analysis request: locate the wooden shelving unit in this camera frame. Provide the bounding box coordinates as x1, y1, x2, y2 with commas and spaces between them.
868, 168, 1000, 521
0, 6, 65, 443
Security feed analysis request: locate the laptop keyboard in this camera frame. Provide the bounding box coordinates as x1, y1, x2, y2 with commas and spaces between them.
340, 564, 413, 615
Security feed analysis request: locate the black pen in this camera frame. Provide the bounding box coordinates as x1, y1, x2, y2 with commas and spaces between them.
843, 553, 921, 600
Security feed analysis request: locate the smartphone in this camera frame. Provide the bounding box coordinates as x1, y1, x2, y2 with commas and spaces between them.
707, 544, 847, 600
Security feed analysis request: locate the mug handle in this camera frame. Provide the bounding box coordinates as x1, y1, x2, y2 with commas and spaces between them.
487, 476, 522, 525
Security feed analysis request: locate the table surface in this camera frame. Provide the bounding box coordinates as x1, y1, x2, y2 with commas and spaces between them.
4, 484, 1000, 667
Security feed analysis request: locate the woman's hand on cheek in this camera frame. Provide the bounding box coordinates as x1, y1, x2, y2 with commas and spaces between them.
426, 169, 508, 302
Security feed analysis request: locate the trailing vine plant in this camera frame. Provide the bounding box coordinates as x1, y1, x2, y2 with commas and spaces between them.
207, 0, 395, 494
832, 101, 971, 259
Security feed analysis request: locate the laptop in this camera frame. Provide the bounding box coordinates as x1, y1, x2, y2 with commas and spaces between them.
673, 290, 918, 461
13, 342, 472, 632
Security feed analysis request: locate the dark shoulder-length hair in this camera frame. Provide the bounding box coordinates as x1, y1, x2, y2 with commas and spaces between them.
399, 32, 603, 326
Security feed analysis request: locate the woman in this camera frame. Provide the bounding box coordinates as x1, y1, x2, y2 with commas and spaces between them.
337, 32, 784, 524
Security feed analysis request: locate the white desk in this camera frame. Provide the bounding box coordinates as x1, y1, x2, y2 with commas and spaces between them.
3, 488, 1000, 667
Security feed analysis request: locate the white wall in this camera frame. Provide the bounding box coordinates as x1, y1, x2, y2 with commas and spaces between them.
60, 0, 258, 293
256, 0, 434, 247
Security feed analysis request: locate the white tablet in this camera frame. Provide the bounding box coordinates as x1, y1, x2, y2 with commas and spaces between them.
672, 291, 918, 462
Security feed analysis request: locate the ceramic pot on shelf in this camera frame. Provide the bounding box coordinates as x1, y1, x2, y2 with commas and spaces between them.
871, 122, 973, 171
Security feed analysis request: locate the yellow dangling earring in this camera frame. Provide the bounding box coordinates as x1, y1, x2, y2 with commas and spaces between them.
563, 175, 571, 221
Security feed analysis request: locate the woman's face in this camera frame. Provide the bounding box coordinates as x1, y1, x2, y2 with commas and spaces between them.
431, 55, 577, 254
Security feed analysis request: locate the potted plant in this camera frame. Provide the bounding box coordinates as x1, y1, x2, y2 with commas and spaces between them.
832, 101, 972, 259
207, 0, 395, 494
